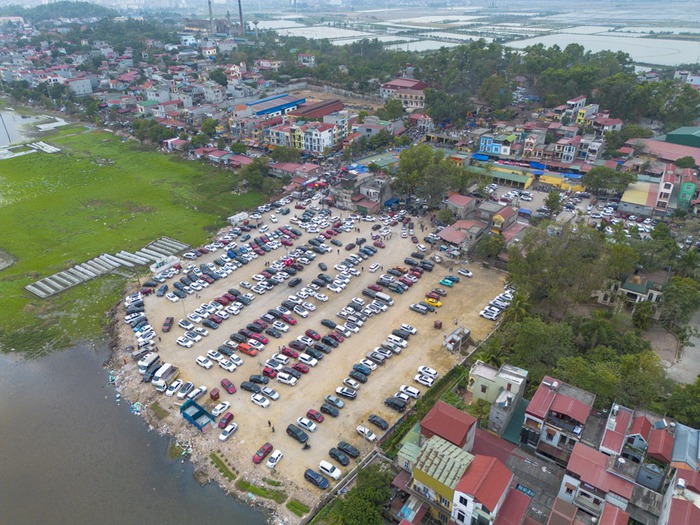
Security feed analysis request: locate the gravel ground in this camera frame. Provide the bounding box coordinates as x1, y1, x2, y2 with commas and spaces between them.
114, 209, 506, 518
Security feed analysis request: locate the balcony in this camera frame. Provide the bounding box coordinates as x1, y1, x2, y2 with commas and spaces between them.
547, 414, 583, 436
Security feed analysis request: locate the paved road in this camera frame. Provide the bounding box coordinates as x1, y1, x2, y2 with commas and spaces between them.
666, 309, 700, 384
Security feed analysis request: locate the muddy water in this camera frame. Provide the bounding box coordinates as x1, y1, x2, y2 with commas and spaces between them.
0, 343, 268, 525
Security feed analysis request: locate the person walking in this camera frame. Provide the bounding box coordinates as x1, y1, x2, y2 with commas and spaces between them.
268, 420, 271, 428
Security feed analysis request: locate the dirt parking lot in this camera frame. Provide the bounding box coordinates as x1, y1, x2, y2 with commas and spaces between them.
131, 211, 505, 498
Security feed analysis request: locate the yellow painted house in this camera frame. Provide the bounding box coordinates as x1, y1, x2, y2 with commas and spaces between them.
411, 435, 474, 523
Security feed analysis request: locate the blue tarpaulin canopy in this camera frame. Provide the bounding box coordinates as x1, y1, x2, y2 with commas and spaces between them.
472, 153, 489, 161
385, 197, 401, 207
529, 161, 546, 170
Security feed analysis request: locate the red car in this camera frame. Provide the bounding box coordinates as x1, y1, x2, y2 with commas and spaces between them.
410, 271, 422, 279
218, 412, 234, 429
321, 232, 331, 239
262, 366, 278, 379
253, 442, 273, 464
328, 331, 344, 343
209, 314, 223, 324
281, 314, 297, 325
293, 362, 310, 374
280, 346, 299, 358
281, 239, 293, 246
201, 275, 214, 284
426, 292, 440, 300
305, 329, 321, 341
307, 409, 325, 423
249, 333, 269, 344
254, 319, 269, 329
373, 241, 385, 249
162, 316, 174, 332
223, 293, 236, 302
368, 284, 382, 292
326, 229, 336, 236
294, 203, 306, 209
221, 378, 237, 394
261, 271, 272, 279
411, 236, 419, 244
215, 297, 229, 305
199, 247, 210, 254
254, 248, 265, 256
399, 277, 413, 287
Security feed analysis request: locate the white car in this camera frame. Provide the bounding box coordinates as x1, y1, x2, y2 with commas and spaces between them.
211, 401, 230, 417
251, 393, 270, 408
369, 263, 380, 273
165, 379, 183, 397
177, 337, 194, 348
400, 324, 417, 335
272, 320, 289, 332
196, 356, 213, 369
187, 313, 202, 324
315, 292, 328, 302
271, 353, 290, 365
400, 385, 421, 399
457, 268, 473, 278
480, 310, 499, 320
194, 326, 209, 337
356, 425, 377, 442
206, 349, 223, 362
416, 244, 427, 252
328, 284, 343, 293
166, 293, 179, 303
266, 449, 283, 469
417, 366, 438, 378
297, 335, 314, 347
343, 378, 360, 390
359, 358, 377, 371
296, 417, 317, 433
293, 305, 309, 318
414, 374, 435, 387
302, 301, 316, 312
261, 387, 279, 400
219, 423, 238, 441
219, 359, 237, 372
299, 354, 318, 367
248, 339, 265, 352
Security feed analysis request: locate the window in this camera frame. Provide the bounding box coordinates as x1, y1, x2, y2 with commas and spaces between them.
403, 460, 410, 470
480, 385, 487, 394
546, 430, 555, 442
459, 495, 468, 506
506, 383, 512, 392
439, 496, 450, 508
565, 486, 573, 495
456, 511, 466, 523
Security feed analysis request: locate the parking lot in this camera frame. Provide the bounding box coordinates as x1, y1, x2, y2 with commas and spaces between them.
129, 204, 506, 495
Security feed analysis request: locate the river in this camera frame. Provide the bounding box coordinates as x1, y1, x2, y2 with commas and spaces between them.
0, 109, 38, 147
0, 343, 268, 525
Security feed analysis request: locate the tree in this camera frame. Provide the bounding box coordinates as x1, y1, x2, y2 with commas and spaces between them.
676, 249, 700, 278
675, 156, 697, 169
659, 276, 700, 330
632, 300, 654, 331
581, 166, 636, 195
239, 157, 269, 191
209, 68, 228, 87
201, 118, 218, 138
375, 98, 404, 121
475, 233, 506, 259
544, 191, 563, 218
665, 378, 700, 428
216, 137, 226, 150
437, 208, 454, 225
478, 75, 511, 109
269, 146, 301, 163
229, 142, 247, 154
396, 143, 442, 197
339, 464, 391, 525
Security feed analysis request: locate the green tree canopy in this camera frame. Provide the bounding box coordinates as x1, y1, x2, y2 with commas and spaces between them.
375, 98, 405, 121
209, 68, 228, 87
269, 146, 302, 163
675, 156, 697, 169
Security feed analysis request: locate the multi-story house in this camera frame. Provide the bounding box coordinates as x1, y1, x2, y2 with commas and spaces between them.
379, 77, 426, 99
394, 88, 425, 111
253, 58, 285, 72
521, 375, 597, 466
554, 135, 581, 164
593, 115, 624, 134
297, 53, 315, 68
523, 131, 545, 158
576, 103, 600, 125
302, 122, 336, 156
479, 133, 517, 156
199, 81, 224, 104
468, 360, 528, 435
577, 134, 605, 163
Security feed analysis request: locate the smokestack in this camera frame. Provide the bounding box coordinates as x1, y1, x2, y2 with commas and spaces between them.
208, 0, 214, 34
238, 0, 245, 36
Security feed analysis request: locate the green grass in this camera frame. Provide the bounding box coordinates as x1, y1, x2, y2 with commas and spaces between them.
262, 477, 282, 487
286, 499, 310, 517
150, 401, 169, 421
0, 127, 264, 353
210, 452, 236, 482
235, 479, 287, 503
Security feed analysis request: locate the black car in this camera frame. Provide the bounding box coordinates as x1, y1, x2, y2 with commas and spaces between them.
348, 370, 368, 383
313, 342, 332, 354
321, 319, 337, 329
306, 348, 324, 361
365, 352, 386, 365
318, 262, 328, 271
330, 239, 342, 247
419, 261, 434, 272
239, 328, 254, 338
318, 273, 333, 284
267, 309, 282, 319
240, 381, 261, 394
227, 288, 240, 296
368, 414, 389, 430
392, 329, 411, 340
246, 323, 264, 334
410, 252, 425, 260
230, 333, 247, 344
304, 469, 328, 489
385, 396, 407, 413
288, 277, 302, 288
289, 340, 307, 352
249, 374, 269, 385
320, 403, 340, 418
312, 278, 327, 288
286, 424, 309, 444
238, 295, 252, 305
337, 441, 360, 459
387, 268, 403, 277
282, 366, 302, 379
418, 301, 436, 313
281, 300, 297, 311
356, 237, 366, 245
218, 345, 233, 357
173, 289, 187, 298
371, 224, 382, 231
265, 328, 282, 339
321, 336, 339, 348
156, 284, 168, 297
329, 447, 350, 466
202, 319, 219, 330
352, 363, 372, 376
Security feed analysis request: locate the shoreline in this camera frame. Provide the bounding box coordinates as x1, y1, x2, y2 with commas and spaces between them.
104, 270, 311, 525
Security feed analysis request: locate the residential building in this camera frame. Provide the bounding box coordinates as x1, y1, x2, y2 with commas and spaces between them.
593, 116, 624, 134
287, 99, 343, 119
65, 77, 92, 96
576, 103, 600, 126
554, 136, 580, 164
445, 194, 477, 219
468, 360, 529, 435
618, 181, 658, 217
297, 53, 315, 68
200, 81, 224, 104
437, 219, 489, 252
523, 131, 545, 158
380, 77, 426, 99
420, 400, 477, 452
268, 162, 322, 180
394, 89, 425, 111
479, 133, 518, 156
594, 269, 668, 310
521, 376, 599, 466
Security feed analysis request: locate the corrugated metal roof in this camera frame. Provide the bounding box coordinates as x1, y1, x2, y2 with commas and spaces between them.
415, 435, 473, 490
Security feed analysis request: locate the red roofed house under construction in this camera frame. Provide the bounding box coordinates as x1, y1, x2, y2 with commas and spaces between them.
420, 400, 477, 452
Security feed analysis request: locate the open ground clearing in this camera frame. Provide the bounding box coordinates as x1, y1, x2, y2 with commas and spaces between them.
0, 128, 262, 352
119, 213, 505, 512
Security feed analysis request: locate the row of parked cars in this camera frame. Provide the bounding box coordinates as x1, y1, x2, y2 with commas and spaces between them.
479, 288, 514, 321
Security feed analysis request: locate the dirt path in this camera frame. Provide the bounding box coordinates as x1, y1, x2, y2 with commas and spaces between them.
114, 211, 506, 521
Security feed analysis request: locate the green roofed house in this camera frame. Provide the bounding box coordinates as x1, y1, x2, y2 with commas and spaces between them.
665, 127, 700, 150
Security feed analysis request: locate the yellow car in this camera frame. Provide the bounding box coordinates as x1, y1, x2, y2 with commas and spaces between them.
425, 297, 442, 308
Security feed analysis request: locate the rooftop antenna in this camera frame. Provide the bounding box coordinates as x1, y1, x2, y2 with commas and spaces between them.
208, 0, 214, 34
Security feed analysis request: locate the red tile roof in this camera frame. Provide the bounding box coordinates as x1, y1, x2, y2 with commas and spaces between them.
438, 226, 467, 245
567, 443, 634, 500
494, 487, 530, 525
647, 428, 674, 464
527, 376, 592, 425
599, 504, 629, 525
447, 194, 474, 208
526, 376, 559, 420
600, 406, 633, 455
628, 138, 700, 165
668, 498, 700, 525
547, 497, 578, 525
455, 455, 512, 512
495, 206, 516, 220
420, 400, 476, 448
628, 415, 652, 441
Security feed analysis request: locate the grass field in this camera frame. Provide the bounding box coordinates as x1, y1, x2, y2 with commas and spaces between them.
0, 127, 264, 354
